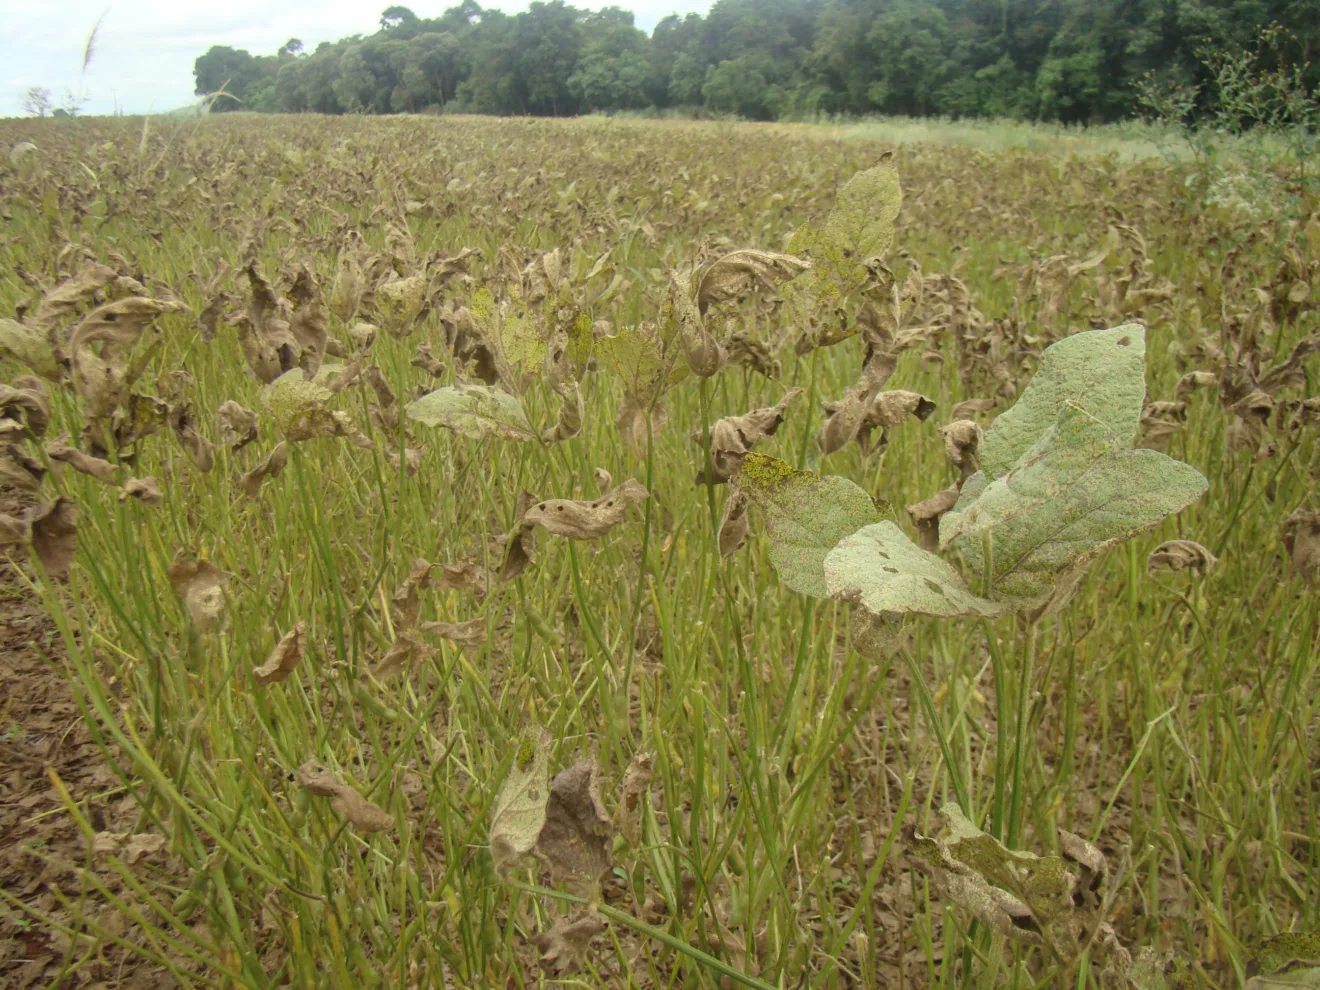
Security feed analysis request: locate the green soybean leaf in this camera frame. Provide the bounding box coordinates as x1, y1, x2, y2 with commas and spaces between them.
406, 384, 534, 443
980, 324, 1147, 479
825, 521, 1002, 618
735, 452, 887, 598
942, 404, 1208, 609
785, 154, 902, 312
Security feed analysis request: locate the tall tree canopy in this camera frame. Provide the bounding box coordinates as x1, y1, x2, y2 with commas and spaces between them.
194, 0, 1319, 123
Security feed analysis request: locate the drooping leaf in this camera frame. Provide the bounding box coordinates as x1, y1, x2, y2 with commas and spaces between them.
826, 521, 1003, 618
718, 489, 750, 558
979, 325, 1147, 479
374, 630, 435, 679
419, 617, 488, 651
734, 452, 888, 598
405, 384, 534, 443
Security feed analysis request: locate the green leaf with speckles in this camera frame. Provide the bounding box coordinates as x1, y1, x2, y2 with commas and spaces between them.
980, 324, 1147, 479
941, 403, 1208, 609
825, 521, 1002, 618
406, 384, 534, 443
735, 452, 888, 598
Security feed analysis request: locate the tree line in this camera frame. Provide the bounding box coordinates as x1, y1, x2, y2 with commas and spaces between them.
193, 0, 1319, 124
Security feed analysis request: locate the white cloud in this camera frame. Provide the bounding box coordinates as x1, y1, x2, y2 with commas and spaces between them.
0, 0, 711, 117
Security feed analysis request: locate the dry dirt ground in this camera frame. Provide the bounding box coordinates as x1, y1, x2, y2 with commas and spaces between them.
0, 493, 186, 989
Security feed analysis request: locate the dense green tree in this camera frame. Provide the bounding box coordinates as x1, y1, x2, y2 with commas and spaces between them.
193, 0, 1318, 123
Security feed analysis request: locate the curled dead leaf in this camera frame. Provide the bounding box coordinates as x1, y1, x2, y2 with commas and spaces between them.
374, 630, 435, 679
1147, 540, 1218, 575
617, 751, 654, 849
253, 623, 306, 685
531, 911, 607, 975
238, 442, 288, 499
217, 400, 259, 450
718, 489, 750, 558
1175, 370, 1218, 402
119, 476, 163, 507
296, 759, 393, 833
696, 388, 802, 484
1282, 510, 1320, 584
950, 397, 996, 420
171, 404, 215, 473
46, 442, 116, 485
28, 498, 77, 579
907, 486, 960, 552
498, 491, 540, 582
941, 420, 983, 481
92, 831, 166, 866
419, 617, 488, 650
0, 378, 50, 436
168, 551, 229, 632
1139, 401, 1187, 453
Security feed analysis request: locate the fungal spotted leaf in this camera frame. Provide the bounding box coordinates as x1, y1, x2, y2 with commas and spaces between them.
942, 404, 1208, 609
1247, 933, 1320, 990
785, 155, 902, 313
405, 384, 534, 443
524, 479, 648, 540
261, 369, 371, 447
252, 622, 306, 685
296, 760, 393, 833
734, 453, 888, 598
980, 325, 1146, 479
537, 759, 613, 893
470, 284, 542, 389
490, 729, 551, 875
825, 521, 1002, 618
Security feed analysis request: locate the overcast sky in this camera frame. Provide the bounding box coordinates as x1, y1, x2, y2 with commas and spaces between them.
1, 0, 711, 118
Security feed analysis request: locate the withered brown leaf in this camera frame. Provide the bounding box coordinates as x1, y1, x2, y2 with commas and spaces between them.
696, 387, 802, 484
217, 400, 259, 450
253, 623, 307, 685
28, 498, 77, 579
46, 442, 116, 485
168, 551, 229, 632
1147, 540, 1218, 575
524, 479, 648, 540
531, 911, 607, 975
296, 759, 393, 833
537, 759, 613, 893
238, 442, 288, 499
119, 476, 163, 507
